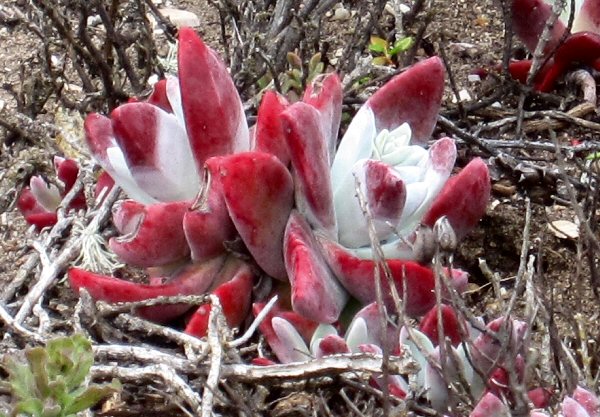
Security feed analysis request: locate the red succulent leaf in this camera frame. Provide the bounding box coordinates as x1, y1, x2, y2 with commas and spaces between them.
316, 334, 350, 357
177, 27, 249, 168
84, 113, 115, 165
284, 211, 348, 323
110, 200, 191, 267
528, 387, 553, 409
54, 157, 86, 210
366, 56, 445, 144
422, 158, 490, 240
94, 171, 115, 201
418, 304, 465, 346
538, 31, 600, 92
471, 318, 528, 375
183, 169, 236, 262
253, 90, 290, 165
68, 256, 226, 323
574, 0, 600, 33
17, 189, 57, 230
511, 0, 566, 53
185, 257, 255, 338
302, 72, 343, 162
207, 152, 294, 279
573, 386, 600, 417
146, 78, 173, 113
252, 301, 319, 363
469, 393, 509, 417
563, 396, 595, 417
282, 102, 337, 236
317, 235, 436, 316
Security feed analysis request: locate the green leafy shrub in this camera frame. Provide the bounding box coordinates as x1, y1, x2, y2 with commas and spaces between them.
1, 335, 120, 417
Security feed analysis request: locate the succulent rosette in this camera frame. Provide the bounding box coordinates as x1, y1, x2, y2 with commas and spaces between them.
68, 27, 490, 337
510, 0, 600, 91
17, 156, 87, 230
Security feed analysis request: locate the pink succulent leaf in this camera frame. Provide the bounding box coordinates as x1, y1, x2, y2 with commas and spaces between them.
564, 397, 594, 417
539, 32, 600, 92
54, 157, 86, 209
358, 343, 410, 399
443, 267, 470, 298
271, 317, 312, 362
302, 72, 343, 163
315, 334, 350, 357
309, 323, 338, 353
528, 387, 553, 409
29, 176, 62, 213
317, 234, 436, 316
84, 113, 157, 204
349, 302, 400, 353
530, 413, 551, 417
330, 106, 379, 198
574, 0, 600, 33
208, 152, 294, 279
366, 56, 445, 144
183, 169, 237, 262
185, 257, 255, 338
282, 102, 337, 236
17, 188, 58, 230
253, 301, 319, 363
284, 211, 348, 323
511, 0, 566, 53
469, 393, 510, 417
146, 78, 173, 113
334, 158, 406, 248
94, 171, 115, 202
573, 386, 600, 417
109, 200, 191, 267
177, 27, 249, 168
423, 157, 490, 240
111, 102, 200, 201
68, 255, 226, 323
253, 90, 291, 165
419, 304, 465, 347
471, 317, 528, 375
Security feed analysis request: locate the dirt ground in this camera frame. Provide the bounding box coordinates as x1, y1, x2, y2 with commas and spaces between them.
1, 0, 600, 415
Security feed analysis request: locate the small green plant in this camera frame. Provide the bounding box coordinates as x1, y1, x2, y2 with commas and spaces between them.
257, 51, 326, 102
369, 35, 414, 66
1, 334, 120, 417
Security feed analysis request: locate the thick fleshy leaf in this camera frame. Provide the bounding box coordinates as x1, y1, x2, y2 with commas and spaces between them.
84, 113, 155, 204
573, 0, 600, 33
573, 386, 600, 417
109, 200, 190, 267
302, 72, 343, 162
316, 334, 350, 357
335, 158, 407, 248
399, 326, 434, 387
419, 304, 464, 346
177, 27, 249, 168
284, 211, 348, 323
317, 235, 435, 316
330, 107, 377, 195
423, 158, 490, 240
564, 397, 594, 417
253, 301, 319, 363
366, 57, 445, 144
17, 187, 58, 230
253, 90, 290, 165
538, 31, 600, 92
511, 0, 566, 53
282, 102, 336, 236
208, 152, 294, 279
469, 393, 510, 417
185, 258, 255, 338
68, 256, 226, 323
271, 317, 312, 362
396, 137, 457, 236
349, 302, 399, 353
183, 169, 236, 262
528, 387, 552, 409
29, 177, 61, 213
146, 79, 173, 113
54, 157, 86, 210
471, 318, 528, 375
111, 102, 199, 201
